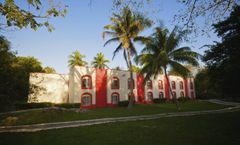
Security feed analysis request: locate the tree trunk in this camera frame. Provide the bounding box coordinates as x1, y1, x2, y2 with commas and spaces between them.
164, 67, 180, 110
127, 50, 135, 108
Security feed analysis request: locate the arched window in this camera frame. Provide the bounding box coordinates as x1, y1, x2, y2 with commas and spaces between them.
128, 78, 135, 89
158, 80, 163, 89
147, 80, 153, 89
159, 92, 164, 99
190, 81, 194, 89
179, 81, 184, 90
172, 91, 176, 99
171, 81, 176, 89
180, 91, 184, 97
81, 75, 92, 89
111, 93, 119, 105
147, 92, 153, 101
191, 91, 195, 98
81, 93, 92, 107
128, 92, 135, 101
111, 77, 119, 89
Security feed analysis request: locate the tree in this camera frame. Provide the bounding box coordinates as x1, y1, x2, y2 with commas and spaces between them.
68, 50, 88, 68
43, 66, 56, 73
128, 65, 141, 73
0, 0, 67, 31
103, 7, 152, 108
91, 53, 109, 69
136, 27, 200, 108
203, 5, 240, 99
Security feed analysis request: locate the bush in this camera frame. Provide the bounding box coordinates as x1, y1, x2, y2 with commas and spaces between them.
153, 98, 166, 103
1, 116, 18, 126
177, 96, 190, 102
15, 102, 81, 110
118, 101, 129, 107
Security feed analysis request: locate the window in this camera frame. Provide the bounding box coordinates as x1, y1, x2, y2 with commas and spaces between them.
159, 92, 164, 99
158, 80, 163, 89
171, 81, 176, 89
172, 91, 176, 99
190, 81, 194, 89
191, 91, 195, 98
111, 93, 119, 105
82, 75, 92, 89
180, 91, 184, 97
128, 78, 135, 89
147, 92, 153, 101
81, 93, 91, 107
147, 80, 152, 89
180, 81, 184, 90
111, 77, 119, 89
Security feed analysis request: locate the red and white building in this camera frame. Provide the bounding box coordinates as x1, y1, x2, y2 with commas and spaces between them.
28, 66, 196, 108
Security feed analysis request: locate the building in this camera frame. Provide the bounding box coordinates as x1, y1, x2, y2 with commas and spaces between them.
28, 66, 196, 108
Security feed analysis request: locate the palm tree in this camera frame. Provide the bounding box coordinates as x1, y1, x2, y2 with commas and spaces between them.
68, 50, 88, 68
136, 27, 200, 109
103, 7, 152, 108
91, 52, 109, 69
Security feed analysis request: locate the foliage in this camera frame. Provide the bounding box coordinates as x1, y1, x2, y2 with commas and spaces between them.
15, 102, 80, 110
128, 65, 141, 73
0, 0, 67, 31
153, 98, 166, 103
118, 101, 129, 107
43, 66, 56, 73
103, 6, 152, 108
91, 52, 109, 69
68, 50, 88, 68
177, 96, 190, 102
203, 5, 240, 99
0, 116, 18, 126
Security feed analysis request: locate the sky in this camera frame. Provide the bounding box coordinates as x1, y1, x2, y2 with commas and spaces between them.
3, 0, 220, 74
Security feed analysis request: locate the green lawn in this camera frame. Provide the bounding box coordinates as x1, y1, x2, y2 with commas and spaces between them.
0, 110, 239, 145
0, 101, 227, 126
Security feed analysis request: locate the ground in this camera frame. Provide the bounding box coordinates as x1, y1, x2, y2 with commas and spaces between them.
0, 111, 239, 145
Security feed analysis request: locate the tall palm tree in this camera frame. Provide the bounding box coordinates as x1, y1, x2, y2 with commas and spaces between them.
68, 50, 88, 68
103, 7, 152, 108
91, 52, 109, 69
136, 27, 200, 109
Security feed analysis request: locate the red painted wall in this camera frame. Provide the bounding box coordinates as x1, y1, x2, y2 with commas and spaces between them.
96, 69, 107, 107
137, 74, 145, 103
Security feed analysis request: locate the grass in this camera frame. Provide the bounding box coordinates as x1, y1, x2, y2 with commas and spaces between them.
0, 101, 227, 126
0, 110, 239, 145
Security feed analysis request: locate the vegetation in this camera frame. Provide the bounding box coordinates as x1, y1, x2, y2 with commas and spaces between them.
68, 50, 88, 68
136, 27, 200, 108
43, 67, 56, 73
0, 110, 239, 145
91, 52, 109, 69
0, 101, 227, 126
103, 6, 152, 108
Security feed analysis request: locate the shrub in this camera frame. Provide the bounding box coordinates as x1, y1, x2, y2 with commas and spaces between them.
153, 98, 166, 103
15, 102, 52, 110
1, 116, 18, 126
118, 101, 129, 107
177, 96, 190, 102
54, 103, 80, 108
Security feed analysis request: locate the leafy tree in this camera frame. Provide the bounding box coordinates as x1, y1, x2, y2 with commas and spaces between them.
128, 65, 141, 73
68, 50, 88, 68
43, 66, 56, 73
136, 27, 200, 108
103, 7, 152, 108
91, 53, 109, 69
203, 5, 240, 99
0, 0, 67, 31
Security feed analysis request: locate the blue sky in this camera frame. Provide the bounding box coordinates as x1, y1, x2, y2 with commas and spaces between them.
3, 0, 219, 73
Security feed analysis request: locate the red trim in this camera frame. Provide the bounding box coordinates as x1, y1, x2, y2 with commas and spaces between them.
128, 92, 136, 102
81, 75, 92, 89
147, 80, 153, 90
164, 76, 170, 100
137, 74, 145, 103
184, 78, 189, 97
190, 81, 194, 90
159, 91, 164, 98
80, 92, 92, 109
96, 69, 107, 107
111, 77, 120, 89
180, 91, 184, 97
172, 91, 176, 99
146, 92, 153, 103
109, 92, 119, 106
